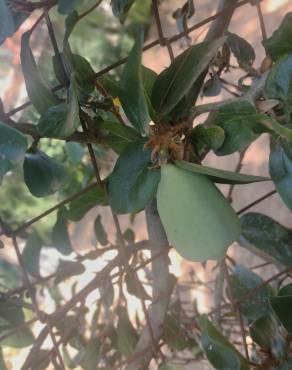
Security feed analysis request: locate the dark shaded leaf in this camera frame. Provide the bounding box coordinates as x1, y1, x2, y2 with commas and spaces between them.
227, 32, 255, 67
230, 265, 274, 320
22, 232, 42, 277
117, 306, 138, 356
21, 31, 60, 114
52, 206, 73, 255
270, 295, 292, 335
94, 215, 108, 246
279, 283, 292, 297
202, 74, 221, 97
55, 260, 85, 284
111, 0, 135, 21
123, 228, 135, 243
240, 213, 292, 266
108, 140, 160, 214
269, 142, 292, 211
163, 315, 191, 351
67, 184, 107, 221
125, 271, 151, 300
58, 0, 80, 14
119, 35, 150, 133
80, 338, 100, 370
0, 0, 28, 44
263, 12, 292, 61
37, 76, 80, 138
215, 100, 266, 155
23, 149, 69, 197
0, 122, 28, 182
198, 315, 250, 370
151, 37, 225, 116
176, 160, 270, 185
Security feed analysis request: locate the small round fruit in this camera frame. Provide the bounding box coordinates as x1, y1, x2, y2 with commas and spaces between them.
157, 164, 241, 261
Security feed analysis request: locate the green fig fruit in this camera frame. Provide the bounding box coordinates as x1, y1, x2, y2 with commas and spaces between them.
157, 164, 241, 261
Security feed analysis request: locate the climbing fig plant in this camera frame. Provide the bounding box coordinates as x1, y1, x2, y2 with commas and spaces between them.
0, 0, 292, 369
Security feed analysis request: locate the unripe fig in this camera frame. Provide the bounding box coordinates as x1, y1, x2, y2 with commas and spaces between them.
157, 164, 241, 261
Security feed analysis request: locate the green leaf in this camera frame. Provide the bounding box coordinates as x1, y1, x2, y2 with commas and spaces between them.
80, 338, 100, 370
108, 140, 160, 214
119, 36, 150, 133
125, 271, 151, 300
52, 206, 73, 255
265, 54, 292, 112
117, 306, 138, 356
202, 74, 221, 97
191, 124, 225, 151
0, 324, 34, 349
21, 31, 60, 115
249, 315, 286, 360
215, 100, 265, 155
58, 0, 80, 14
269, 142, 292, 212
65, 142, 84, 164
22, 232, 42, 277
151, 37, 225, 116
0, 0, 28, 44
176, 160, 270, 185
67, 184, 107, 221
0, 122, 28, 182
99, 120, 141, 154
38, 77, 80, 139
227, 31, 255, 68
94, 215, 108, 246
162, 315, 192, 351
198, 315, 250, 370
111, 0, 136, 21
240, 213, 292, 266
279, 284, 292, 297
23, 149, 69, 197
263, 12, 292, 61
229, 265, 274, 320
0, 300, 24, 325
270, 295, 292, 335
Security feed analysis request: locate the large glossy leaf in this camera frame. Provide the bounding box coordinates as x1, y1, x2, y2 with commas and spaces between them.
23, 149, 69, 197
21, 31, 60, 115
0, 0, 28, 44
229, 265, 274, 320
108, 140, 160, 214
99, 120, 141, 154
215, 100, 266, 155
269, 142, 292, 212
52, 206, 73, 255
67, 184, 107, 221
119, 36, 150, 133
263, 12, 292, 61
176, 160, 270, 185
0, 122, 28, 182
22, 232, 42, 277
198, 315, 250, 370
227, 31, 255, 68
270, 295, 292, 335
240, 213, 292, 266
151, 37, 225, 116
58, 0, 80, 14
37, 76, 80, 138
111, 0, 136, 21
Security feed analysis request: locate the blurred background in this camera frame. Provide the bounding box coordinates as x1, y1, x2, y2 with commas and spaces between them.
0, 0, 292, 368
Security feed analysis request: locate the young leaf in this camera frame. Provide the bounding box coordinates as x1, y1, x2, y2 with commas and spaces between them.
263, 12, 292, 61
58, 0, 80, 14
0, 0, 28, 44
0, 122, 28, 183
37, 76, 80, 138
269, 142, 292, 212
21, 31, 60, 115
94, 215, 108, 246
226, 31, 256, 68
52, 206, 73, 255
23, 149, 69, 197
111, 0, 136, 21
240, 213, 292, 266
67, 184, 107, 221
215, 100, 266, 155
151, 37, 225, 116
229, 265, 274, 320
198, 315, 250, 370
119, 36, 150, 134
270, 295, 292, 335
176, 160, 270, 185
108, 140, 160, 214
22, 232, 43, 277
